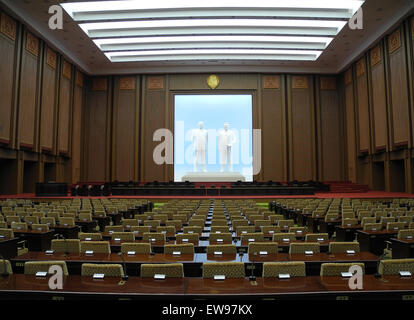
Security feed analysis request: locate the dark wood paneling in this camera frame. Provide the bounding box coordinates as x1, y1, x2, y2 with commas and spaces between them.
18, 33, 39, 148
40, 50, 56, 151
356, 59, 370, 153
85, 80, 108, 181
318, 78, 343, 181
0, 20, 16, 144
388, 29, 410, 147
345, 75, 357, 182
113, 76, 138, 181
71, 80, 83, 183
58, 64, 71, 154
288, 75, 315, 181
261, 77, 286, 181
370, 45, 388, 151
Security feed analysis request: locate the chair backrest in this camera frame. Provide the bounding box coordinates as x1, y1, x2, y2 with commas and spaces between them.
164, 243, 194, 254
121, 219, 139, 228
320, 262, 365, 276
121, 242, 151, 254
31, 224, 49, 232
51, 239, 81, 253
182, 226, 202, 235
209, 232, 232, 242
80, 241, 111, 254
156, 226, 176, 234
25, 216, 39, 225
10, 222, 28, 231
305, 233, 329, 242
272, 232, 296, 243
248, 242, 278, 255
111, 232, 135, 241
0, 228, 14, 239
329, 242, 360, 254
59, 217, 75, 227
206, 244, 237, 254
105, 225, 124, 233
176, 233, 198, 244
202, 262, 245, 279
7, 216, 21, 225
363, 223, 382, 231
79, 232, 102, 241
140, 263, 184, 278
0, 259, 13, 275
129, 226, 151, 236
262, 262, 306, 277
379, 258, 414, 275
40, 217, 56, 227
241, 232, 265, 242
361, 217, 376, 227
387, 222, 406, 232
210, 226, 230, 233
210, 219, 228, 227
398, 229, 414, 240
81, 263, 124, 277
261, 226, 281, 234
188, 219, 204, 227
24, 261, 68, 276
142, 232, 165, 242
278, 220, 294, 228
342, 218, 358, 227
289, 243, 321, 254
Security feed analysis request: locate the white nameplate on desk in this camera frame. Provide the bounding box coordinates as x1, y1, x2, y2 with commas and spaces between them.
372, 228, 377, 231
317, 238, 324, 242
114, 238, 121, 241
45, 250, 54, 255
63, 224, 68, 226
93, 273, 105, 279
0, 235, 4, 239
127, 251, 136, 255
242, 231, 247, 234
268, 231, 274, 234
133, 231, 139, 234
248, 239, 255, 242
346, 250, 356, 255
283, 239, 290, 242
188, 231, 194, 234
85, 250, 94, 255
259, 251, 268, 256
278, 274, 290, 279
35, 271, 48, 277
347, 224, 351, 227
215, 231, 221, 233
330, 218, 335, 221
341, 272, 352, 278
399, 271, 412, 277
150, 238, 156, 242
85, 238, 92, 241
17, 227, 22, 230
214, 275, 225, 281
109, 231, 113, 234
407, 236, 413, 240
214, 251, 223, 256
305, 251, 314, 255
161, 231, 167, 234
182, 239, 189, 242
154, 274, 166, 280
217, 239, 223, 242
126, 225, 130, 228
172, 251, 181, 256
297, 231, 303, 234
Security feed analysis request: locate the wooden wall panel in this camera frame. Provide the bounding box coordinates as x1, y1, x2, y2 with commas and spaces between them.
18, 32, 39, 148
356, 58, 370, 153
388, 29, 410, 147
85, 78, 108, 181
40, 49, 56, 151
141, 80, 166, 182
345, 77, 357, 182
318, 78, 343, 181
113, 76, 138, 181
370, 45, 388, 151
288, 75, 315, 181
0, 13, 16, 144
261, 75, 286, 181
58, 61, 71, 154
71, 77, 83, 183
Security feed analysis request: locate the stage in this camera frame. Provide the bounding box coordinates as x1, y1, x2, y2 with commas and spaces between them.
181, 172, 246, 182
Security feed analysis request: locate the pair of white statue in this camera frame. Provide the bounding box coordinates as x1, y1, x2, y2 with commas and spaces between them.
191, 121, 236, 173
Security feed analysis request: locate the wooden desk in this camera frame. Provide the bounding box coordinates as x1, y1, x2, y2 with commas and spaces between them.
13, 229, 55, 251
1, 274, 413, 300
93, 216, 112, 232
0, 237, 18, 258
75, 220, 98, 233
306, 217, 324, 233
319, 219, 342, 238
106, 212, 122, 225
356, 230, 398, 256
52, 225, 80, 239
389, 238, 414, 259
335, 225, 362, 242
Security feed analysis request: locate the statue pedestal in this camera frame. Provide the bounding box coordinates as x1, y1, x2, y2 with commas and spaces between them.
181, 172, 246, 182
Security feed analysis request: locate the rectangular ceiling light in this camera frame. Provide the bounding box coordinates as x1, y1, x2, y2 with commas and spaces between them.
104, 49, 323, 62
62, 0, 365, 21
79, 19, 347, 38
94, 36, 334, 51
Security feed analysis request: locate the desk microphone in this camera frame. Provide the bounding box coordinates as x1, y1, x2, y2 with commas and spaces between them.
117, 252, 129, 281
249, 252, 257, 281
374, 247, 389, 278
0, 254, 9, 278
59, 234, 69, 256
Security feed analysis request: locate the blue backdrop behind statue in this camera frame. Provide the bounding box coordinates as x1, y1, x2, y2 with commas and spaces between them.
174, 94, 253, 182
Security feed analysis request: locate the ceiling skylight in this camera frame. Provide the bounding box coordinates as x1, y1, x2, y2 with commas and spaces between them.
60, 0, 365, 63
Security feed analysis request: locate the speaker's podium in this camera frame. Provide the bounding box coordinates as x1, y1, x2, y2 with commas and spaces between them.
181, 172, 245, 182
35, 182, 68, 197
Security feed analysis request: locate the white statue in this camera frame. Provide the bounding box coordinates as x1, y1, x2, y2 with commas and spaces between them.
218, 122, 236, 172
191, 121, 208, 172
